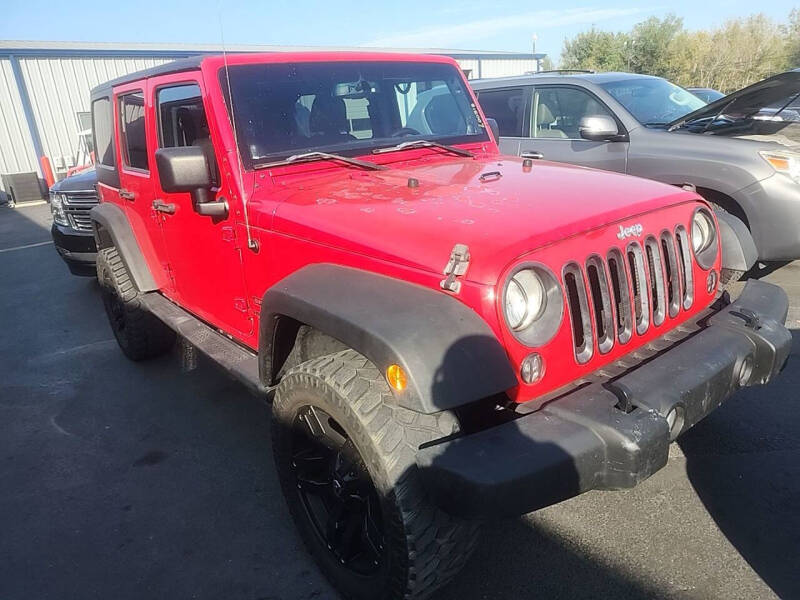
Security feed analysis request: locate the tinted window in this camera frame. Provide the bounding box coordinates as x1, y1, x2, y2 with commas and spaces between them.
600, 78, 705, 126
477, 88, 526, 137
221, 61, 487, 165
119, 92, 148, 170
158, 84, 210, 147
92, 97, 114, 167
532, 87, 613, 139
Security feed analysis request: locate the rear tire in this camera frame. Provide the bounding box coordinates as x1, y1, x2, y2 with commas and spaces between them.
97, 246, 175, 361
272, 349, 480, 600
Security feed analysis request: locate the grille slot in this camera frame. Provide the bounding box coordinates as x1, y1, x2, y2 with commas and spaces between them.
586, 256, 614, 354
661, 232, 681, 318
607, 248, 633, 344
68, 212, 94, 232
626, 243, 650, 335
644, 237, 666, 327
563, 263, 593, 364
675, 226, 694, 310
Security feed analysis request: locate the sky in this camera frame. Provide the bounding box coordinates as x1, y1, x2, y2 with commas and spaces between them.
1, 1, 797, 61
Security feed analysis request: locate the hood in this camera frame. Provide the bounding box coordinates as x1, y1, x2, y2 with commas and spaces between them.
669, 69, 800, 130
50, 166, 97, 193
266, 155, 694, 284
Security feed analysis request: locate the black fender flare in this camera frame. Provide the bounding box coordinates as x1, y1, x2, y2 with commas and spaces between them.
90, 203, 158, 292
260, 264, 517, 414
715, 210, 757, 273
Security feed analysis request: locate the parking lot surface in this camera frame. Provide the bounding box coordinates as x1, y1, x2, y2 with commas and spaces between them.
1, 203, 798, 600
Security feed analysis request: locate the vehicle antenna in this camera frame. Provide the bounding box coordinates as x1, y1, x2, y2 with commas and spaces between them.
218, 4, 258, 251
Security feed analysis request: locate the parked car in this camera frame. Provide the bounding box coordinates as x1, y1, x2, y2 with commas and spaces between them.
472, 69, 800, 263
686, 87, 725, 103
49, 166, 98, 275
89, 53, 790, 600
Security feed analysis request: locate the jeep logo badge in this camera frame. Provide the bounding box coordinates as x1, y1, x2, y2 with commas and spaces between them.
617, 223, 643, 240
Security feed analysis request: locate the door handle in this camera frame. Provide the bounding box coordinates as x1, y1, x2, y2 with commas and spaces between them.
152, 200, 176, 214
520, 151, 544, 160
119, 189, 135, 200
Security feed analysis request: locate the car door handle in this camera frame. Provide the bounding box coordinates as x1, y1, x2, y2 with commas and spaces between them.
152, 200, 176, 214
520, 151, 544, 160
119, 189, 135, 200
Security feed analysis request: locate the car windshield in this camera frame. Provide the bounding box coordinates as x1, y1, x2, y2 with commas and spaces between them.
599, 78, 707, 126
220, 61, 488, 167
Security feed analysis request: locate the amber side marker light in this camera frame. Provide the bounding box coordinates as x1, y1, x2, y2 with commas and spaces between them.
386, 364, 408, 392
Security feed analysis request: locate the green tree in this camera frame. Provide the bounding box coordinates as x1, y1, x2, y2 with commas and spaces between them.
561, 28, 629, 72
629, 15, 684, 78
785, 8, 800, 68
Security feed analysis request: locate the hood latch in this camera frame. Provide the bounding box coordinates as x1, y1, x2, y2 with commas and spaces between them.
440, 244, 470, 293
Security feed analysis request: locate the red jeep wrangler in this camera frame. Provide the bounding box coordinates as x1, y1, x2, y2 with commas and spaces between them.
89, 53, 791, 599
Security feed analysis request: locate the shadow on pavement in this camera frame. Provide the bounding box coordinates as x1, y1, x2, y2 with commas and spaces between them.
678, 329, 800, 599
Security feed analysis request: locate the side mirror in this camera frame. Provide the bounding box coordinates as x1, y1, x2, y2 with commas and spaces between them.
579, 115, 621, 141
155, 146, 212, 193
486, 117, 500, 142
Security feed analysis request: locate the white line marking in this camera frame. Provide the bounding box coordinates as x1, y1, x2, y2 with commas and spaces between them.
13, 200, 48, 208
0, 240, 53, 253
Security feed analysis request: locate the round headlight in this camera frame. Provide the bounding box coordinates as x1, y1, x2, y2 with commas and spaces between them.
691, 210, 714, 254
504, 268, 546, 331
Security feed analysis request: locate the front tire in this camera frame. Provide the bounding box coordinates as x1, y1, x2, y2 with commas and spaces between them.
272, 349, 480, 600
96, 246, 175, 361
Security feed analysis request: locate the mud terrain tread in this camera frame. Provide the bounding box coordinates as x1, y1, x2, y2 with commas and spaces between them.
97, 247, 175, 361
273, 349, 481, 600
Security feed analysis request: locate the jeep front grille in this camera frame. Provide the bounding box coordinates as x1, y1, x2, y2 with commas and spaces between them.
63, 192, 98, 232
563, 230, 693, 363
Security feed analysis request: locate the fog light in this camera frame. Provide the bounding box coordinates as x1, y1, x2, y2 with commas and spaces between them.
520, 353, 544, 384
386, 364, 407, 392
706, 270, 717, 294
665, 406, 684, 441
737, 356, 754, 387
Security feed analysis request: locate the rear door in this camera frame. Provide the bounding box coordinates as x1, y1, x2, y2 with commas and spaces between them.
519, 85, 628, 172
147, 74, 252, 339
475, 87, 530, 155
113, 82, 173, 291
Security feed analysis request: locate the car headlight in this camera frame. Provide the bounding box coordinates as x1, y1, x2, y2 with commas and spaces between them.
505, 269, 546, 331
691, 210, 714, 254
760, 151, 800, 184
49, 192, 69, 226
502, 264, 563, 347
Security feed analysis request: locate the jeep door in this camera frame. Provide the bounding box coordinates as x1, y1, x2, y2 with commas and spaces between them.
147, 75, 252, 339
519, 85, 629, 172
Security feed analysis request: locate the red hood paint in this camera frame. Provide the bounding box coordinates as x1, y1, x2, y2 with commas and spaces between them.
261, 153, 696, 284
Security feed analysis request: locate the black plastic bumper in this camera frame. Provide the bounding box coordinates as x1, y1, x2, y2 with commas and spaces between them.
416, 280, 792, 518
51, 223, 97, 275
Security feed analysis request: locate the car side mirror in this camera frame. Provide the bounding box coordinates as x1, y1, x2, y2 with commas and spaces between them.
154, 146, 215, 204
486, 117, 500, 142
579, 115, 621, 141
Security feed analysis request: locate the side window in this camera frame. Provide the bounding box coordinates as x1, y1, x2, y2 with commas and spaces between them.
92, 97, 114, 167
118, 92, 148, 170
532, 87, 613, 139
476, 88, 526, 137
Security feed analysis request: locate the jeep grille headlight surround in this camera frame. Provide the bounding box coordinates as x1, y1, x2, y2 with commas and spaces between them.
49, 192, 68, 226
760, 150, 800, 184
502, 263, 563, 347
691, 207, 718, 269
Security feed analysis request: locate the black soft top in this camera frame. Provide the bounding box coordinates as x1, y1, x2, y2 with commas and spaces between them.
90, 56, 204, 99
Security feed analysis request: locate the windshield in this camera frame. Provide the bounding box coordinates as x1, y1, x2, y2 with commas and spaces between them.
220, 61, 488, 167
600, 78, 706, 126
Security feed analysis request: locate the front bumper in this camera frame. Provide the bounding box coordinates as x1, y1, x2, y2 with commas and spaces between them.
738, 173, 800, 261
416, 280, 792, 518
51, 223, 97, 275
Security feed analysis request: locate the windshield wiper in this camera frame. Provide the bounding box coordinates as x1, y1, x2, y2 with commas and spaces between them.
372, 139, 474, 158
253, 151, 386, 171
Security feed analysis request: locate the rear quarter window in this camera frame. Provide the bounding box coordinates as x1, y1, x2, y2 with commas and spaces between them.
92, 97, 115, 167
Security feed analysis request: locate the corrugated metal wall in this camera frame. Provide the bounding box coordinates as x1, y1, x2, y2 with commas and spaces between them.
478, 58, 539, 78
17, 56, 172, 177
0, 58, 39, 176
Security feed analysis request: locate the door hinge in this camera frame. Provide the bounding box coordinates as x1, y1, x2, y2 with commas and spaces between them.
234, 297, 249, 314
222, 226, 236, 243
440, 243, 470, 294
163, 262, 175, 287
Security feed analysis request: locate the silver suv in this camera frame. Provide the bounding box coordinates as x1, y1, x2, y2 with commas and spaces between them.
472, 70, 800, 262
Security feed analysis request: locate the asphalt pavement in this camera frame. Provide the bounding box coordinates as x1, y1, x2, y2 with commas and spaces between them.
1, 202, 798, 600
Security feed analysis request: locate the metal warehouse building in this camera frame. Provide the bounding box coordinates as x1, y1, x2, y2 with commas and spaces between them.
0, 41, 544, 196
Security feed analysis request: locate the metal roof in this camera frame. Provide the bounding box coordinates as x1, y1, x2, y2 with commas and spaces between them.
471, 71, 660, 88
0, 40, 545, 60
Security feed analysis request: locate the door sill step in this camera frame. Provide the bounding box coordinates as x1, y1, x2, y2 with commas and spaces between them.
141, 293, 267, 396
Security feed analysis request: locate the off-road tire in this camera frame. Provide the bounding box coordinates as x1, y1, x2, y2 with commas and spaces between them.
96, 247, 175, 361
272, 349, 481, 600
